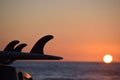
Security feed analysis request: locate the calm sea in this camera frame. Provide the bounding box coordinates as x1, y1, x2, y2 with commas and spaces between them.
11, 62, 120, 80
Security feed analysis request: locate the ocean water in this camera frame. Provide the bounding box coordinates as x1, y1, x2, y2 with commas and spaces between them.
11, 62, 120, 80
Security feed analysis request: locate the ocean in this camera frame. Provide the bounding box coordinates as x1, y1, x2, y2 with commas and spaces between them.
11, 62, 120, 80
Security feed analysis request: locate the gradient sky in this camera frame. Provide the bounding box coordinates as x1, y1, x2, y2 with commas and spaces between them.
0, 0, 120, 62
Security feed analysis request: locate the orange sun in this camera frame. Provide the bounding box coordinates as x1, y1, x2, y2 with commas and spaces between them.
103, 54, 113, 63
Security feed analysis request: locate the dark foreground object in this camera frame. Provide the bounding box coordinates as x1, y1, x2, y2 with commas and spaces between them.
0, 35, 63, 80
0, 65, 32, 80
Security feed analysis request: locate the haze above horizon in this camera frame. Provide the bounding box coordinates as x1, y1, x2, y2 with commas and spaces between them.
0, 0, 120, 62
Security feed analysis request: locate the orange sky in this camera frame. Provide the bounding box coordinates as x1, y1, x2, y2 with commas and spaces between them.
0, 0, 120, 62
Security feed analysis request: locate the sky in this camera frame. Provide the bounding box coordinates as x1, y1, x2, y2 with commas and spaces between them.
0, 0, 120, 62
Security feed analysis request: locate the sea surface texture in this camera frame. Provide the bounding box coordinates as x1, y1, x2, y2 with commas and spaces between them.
11, 62, 120, 80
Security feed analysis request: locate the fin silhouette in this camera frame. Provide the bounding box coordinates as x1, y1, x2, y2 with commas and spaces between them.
14, 43, 27, 52
30, 35, 54, 54
4, 40, 20, 51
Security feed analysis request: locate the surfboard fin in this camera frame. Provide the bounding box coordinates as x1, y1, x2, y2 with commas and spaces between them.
14, 43, 27, 52
30, 35, 54, 54
4, 40, 20, 51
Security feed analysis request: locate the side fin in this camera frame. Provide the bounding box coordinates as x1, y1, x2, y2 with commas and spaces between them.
30, 35, 54, 54
4, 40, 19, 51
14, 43, 27, 52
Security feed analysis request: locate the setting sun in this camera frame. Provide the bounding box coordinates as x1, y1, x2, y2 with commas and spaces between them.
103, 54, 113, 63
